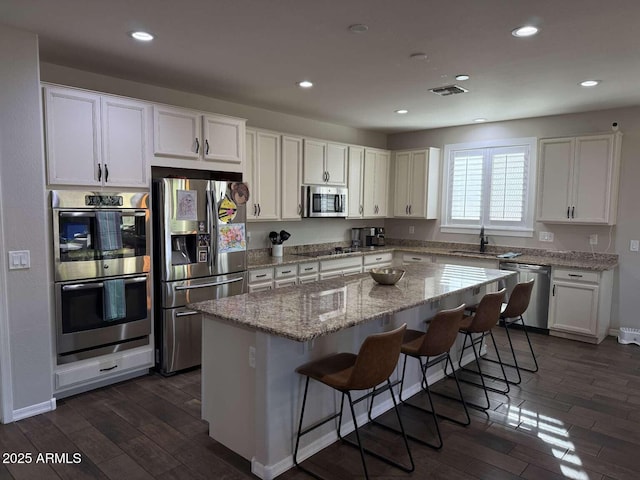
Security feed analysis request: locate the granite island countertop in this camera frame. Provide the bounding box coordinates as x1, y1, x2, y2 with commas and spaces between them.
189, 262, 515, 342
247, 243, 617, 271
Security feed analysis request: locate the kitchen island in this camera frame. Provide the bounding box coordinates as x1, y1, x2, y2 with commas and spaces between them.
190, 262, 515, 480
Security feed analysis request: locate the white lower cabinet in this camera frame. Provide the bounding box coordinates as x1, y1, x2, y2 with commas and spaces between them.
548, 267, 613, 343
274, 265, 297, 289
319, 256, 363, 280
363, 252, 393, 272
55, 346, 153, 391
248, 267, 275, 292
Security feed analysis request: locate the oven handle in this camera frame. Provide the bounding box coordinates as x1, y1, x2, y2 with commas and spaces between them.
58, 211, 147, 218
62, 276, 147, 291
176, 310, 200, 318
175, 277, 243, 291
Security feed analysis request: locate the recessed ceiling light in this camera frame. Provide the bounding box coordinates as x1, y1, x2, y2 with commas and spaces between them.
580, 80, 601, 87
511, 25, 539, 37
348, 24, 369, 33
297, 80, 313, 88
409, 53, 428, 61
394, 109, 409, 114
130, 31, 154, 42
455, 74, 470, 81
474, 118, 487, 123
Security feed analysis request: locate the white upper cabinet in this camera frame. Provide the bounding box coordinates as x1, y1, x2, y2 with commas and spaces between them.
393, 148, 440, 219
153, 105, 245, 173
303, 139, 347, 186
347, 146, 365, 218
537, 133, 622, 224
362, 148, 390, 217
245, 129, 280, 222
281, 135, 303, 220
44, 86, 149, 188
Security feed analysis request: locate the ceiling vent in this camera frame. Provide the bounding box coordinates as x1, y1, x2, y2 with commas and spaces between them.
429, 84, 469, 96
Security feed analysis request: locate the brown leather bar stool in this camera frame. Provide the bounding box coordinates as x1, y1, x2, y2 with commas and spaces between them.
481, 279, 538, 385
452, 288, 508, 410
293, 323, 414, 480
371, 304, 470, 450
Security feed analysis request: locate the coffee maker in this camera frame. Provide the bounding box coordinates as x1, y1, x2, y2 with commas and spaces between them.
361, 227, 385, 247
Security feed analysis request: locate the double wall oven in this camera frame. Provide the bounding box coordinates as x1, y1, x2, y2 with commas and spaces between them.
51, 190, 151, 364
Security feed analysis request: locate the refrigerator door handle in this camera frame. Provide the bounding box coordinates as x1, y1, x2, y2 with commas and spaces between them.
175, 277, 244, 290
176, 310, 200, 317
207, 187, 217, 272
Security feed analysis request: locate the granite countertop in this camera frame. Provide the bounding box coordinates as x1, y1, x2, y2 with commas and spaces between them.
189, 263, 515, 342
247, 242, 617, 271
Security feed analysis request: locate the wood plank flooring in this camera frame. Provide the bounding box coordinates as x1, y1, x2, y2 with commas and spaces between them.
2, 329, 640, 479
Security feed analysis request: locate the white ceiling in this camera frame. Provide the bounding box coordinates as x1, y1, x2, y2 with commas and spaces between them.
2, 0, 640, 133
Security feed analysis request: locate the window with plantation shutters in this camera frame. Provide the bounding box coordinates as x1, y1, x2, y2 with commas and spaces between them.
442, 138, 536, 237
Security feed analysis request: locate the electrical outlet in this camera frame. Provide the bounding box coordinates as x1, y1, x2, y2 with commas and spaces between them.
409, 226, 415, 234
589, 234, 598, 245
631, 240, 639, 252
539, 231, 554, 242
249, 346, 256, 368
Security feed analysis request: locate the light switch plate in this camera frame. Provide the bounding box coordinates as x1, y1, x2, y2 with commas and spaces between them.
8, 250, 30, 270
631, 240, 639, 252
589, 234, 598, 245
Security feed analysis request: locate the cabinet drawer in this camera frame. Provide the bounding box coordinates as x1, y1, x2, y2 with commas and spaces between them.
553, 268, 599, 283
363, 252, 393, 265
249, 282, 273, 293
298, 262, 319, 275
320, 256, 362, 272
402, 253, 433, 263
298, 274, 319, 284
249, 268, 274, 283
275, 278, 297, 288
275, 265, 297, 279
55, 346, 153, 389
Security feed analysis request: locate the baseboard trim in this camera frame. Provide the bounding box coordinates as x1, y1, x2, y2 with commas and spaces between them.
12, 398, 56, 422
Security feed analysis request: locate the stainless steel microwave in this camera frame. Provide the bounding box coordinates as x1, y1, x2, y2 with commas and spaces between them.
301, 185, 348, 218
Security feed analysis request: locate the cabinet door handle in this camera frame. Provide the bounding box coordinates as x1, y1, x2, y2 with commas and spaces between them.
304, 267, 313, 271
405, 205, 408, 214
195, 138, 200, 154
97, 163, 102, 181
99, 365, 118, 372
282, 270, 292, 274
256, 274, 267, 278
253, 204, 257, 216
104, 164, 109, 182
567, 206, 570, 218
375, 257, 382, 261
359, 205, 363, 214
257, 204, 261, 216
298, 204, 302, 215
552, 284, 556, 296
205, 139, 210, 155
327, 171, 330, 182
409, 205, 412, 215
412, 257, 422, 261
571, 206, 575, 218
568, 273, 583, 278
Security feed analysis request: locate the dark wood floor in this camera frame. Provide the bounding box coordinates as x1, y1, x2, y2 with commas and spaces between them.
2, 329, 640, 479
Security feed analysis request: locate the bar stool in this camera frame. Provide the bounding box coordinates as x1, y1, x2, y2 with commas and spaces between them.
293, 323, 414, 480
452, 289, 508, 410
383, 304, 470, 450
482, 279, 538, 385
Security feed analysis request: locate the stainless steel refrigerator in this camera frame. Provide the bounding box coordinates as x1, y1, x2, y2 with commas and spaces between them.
153, 178, 248, 375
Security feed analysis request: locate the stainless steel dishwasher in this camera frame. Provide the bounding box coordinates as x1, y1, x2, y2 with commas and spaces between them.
499, 263, 551, 331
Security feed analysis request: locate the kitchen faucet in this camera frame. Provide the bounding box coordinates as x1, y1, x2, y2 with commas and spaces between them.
480, 226, 488, 253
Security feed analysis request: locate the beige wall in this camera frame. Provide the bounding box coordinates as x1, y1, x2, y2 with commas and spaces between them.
387, 107, 640, 330
0, 24, 54, 413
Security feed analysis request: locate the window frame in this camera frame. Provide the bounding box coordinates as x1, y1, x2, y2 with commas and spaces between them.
441, 137, 537, 237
